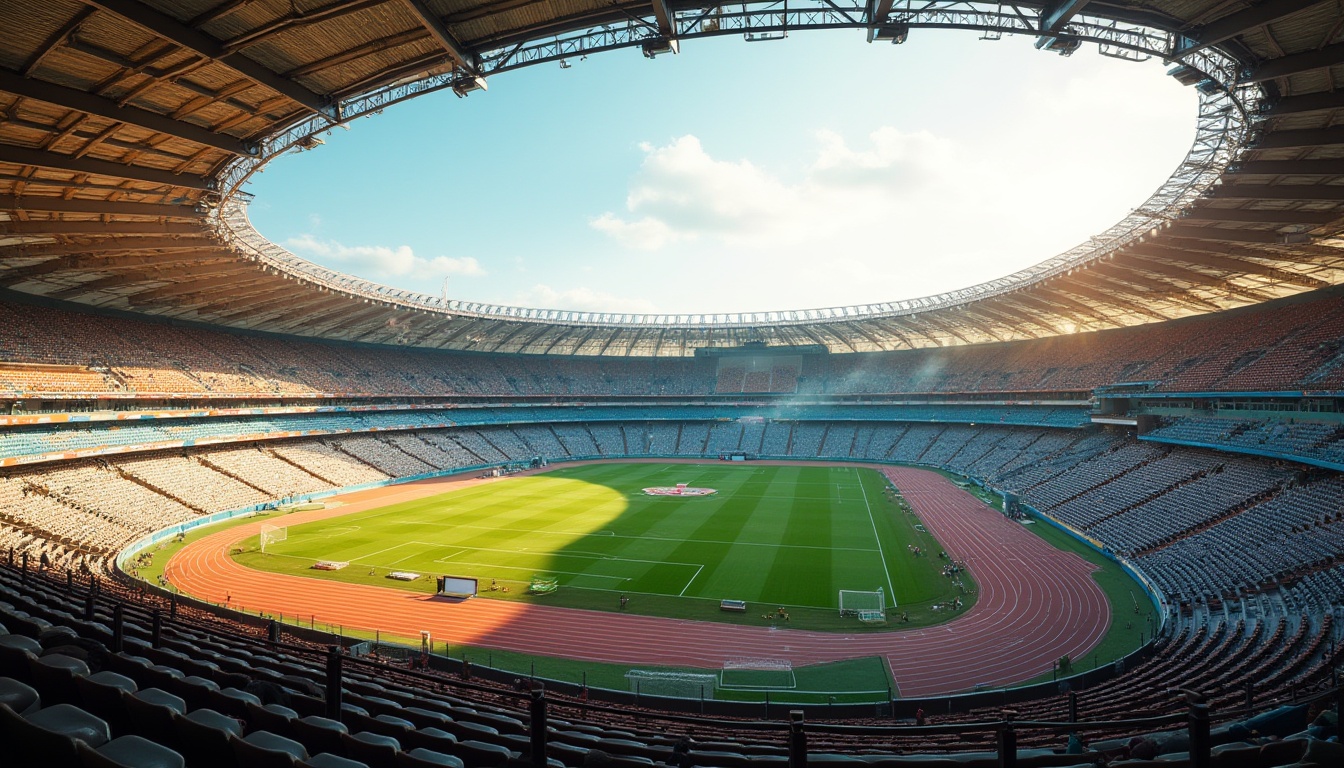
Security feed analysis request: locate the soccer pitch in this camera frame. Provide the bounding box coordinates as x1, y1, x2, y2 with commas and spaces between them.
237, 463, 969, 629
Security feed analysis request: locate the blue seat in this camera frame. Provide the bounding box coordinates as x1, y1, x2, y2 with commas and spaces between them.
76, 734, 187, 768
233, 730, 311, 767
0, 675, 40, 715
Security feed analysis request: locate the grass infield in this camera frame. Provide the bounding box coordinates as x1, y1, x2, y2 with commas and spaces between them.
233, 463, 974, 632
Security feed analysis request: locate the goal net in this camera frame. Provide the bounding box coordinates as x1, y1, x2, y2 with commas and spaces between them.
838, 588, 885, 617
719, 658, 796, 690
625, 670, 718, 700
528, 575, 558, 594
259, 525, 287, 552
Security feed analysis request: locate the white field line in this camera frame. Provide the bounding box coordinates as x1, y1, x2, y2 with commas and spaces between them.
859, 473, 897, 597
679, 565, 705, 597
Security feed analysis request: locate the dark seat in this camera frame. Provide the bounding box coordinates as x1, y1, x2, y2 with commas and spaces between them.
305, 753, 368, 763
28, 652, 91, 705
2, 701, 112, 768
400, 705, 453, 729
454, 739, 519, 768
341, 731, 402, 768
291, 714, 349, 757
232, 730, 311, 768
76, 734, 187, 768
246, 700, 301, 736
213, 685, 262, 718
163, 674, 221, 712
305, 754, 371, 768
401, 726, 458, 754
172, 707, 243, 768
397, 748, 466, 768
0, 633, 43, 681
123, 688, 186, 750
445, 719, 498, 741
75, 670, 137, 728
38, 625, 81, 649
0, 675, 40, 715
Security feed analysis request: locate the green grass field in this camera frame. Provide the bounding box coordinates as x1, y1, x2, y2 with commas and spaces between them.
235, 463, 972, 631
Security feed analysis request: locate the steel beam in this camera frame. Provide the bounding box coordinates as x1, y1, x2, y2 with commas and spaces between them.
80, 0, 334, 117
1108, 255, 1243, 298
1250, 127, 1344, 150
22, 7, 96, 76
127, 269, 270, 304
398, 0, 479, 73
1265, 91, 1344, 116
0, 220, 206, 236
0, 144, 213, 190
0, 69, 255, 157
650, 0, 677, 37
1177, 251, 1329, 289
1089, 263, 1226, 311
1207, 183, 1344, 201
1126, 245, 1326, 288
1041, 1, 1092, 34
1224, 159, 1344, 177
44, 255, 239, 297
0, 194, 202, 217
1243, 42, 1344, 84
257, 293, 362, 330
1175, 0, 1325, 56
0, 237, 214, 258
1033, 285, 1129, 326
1179, 207, 1339, 225
1163, 225, 1291, 244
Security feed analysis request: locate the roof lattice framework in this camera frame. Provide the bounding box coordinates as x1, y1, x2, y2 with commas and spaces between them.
2, 0, 1344, 355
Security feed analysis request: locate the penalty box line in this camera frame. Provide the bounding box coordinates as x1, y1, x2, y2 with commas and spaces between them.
428, 542, 705, 595
442, 522, 880, 554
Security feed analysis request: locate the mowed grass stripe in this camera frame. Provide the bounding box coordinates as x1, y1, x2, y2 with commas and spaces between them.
679, 465, 779, 601
244, 463, 970, 627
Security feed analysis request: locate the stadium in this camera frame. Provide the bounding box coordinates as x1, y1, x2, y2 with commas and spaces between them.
1, 0, 1344, 766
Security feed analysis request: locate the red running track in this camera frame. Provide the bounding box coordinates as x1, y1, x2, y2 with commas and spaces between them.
166, 463, 1110, 697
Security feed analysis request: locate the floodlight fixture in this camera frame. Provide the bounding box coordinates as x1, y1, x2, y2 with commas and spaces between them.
641, 36, 679, 58
1166, 64, 1204, 86
452, 75, 488, 97
1034, 35, 1080, 55
873, 24, 909, 44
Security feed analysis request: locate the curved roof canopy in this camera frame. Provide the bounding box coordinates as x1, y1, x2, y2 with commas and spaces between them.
1, 0, 1343, 356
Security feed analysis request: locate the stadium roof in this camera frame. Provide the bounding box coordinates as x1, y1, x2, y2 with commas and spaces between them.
1, 0, 1343, 356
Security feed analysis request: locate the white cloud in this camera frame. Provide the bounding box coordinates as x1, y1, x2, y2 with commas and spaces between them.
512, 284, 659, 315
285, 235, 485, 284
590, 130, 976, 259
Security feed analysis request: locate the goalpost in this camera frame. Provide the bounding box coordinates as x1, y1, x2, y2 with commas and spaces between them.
719, 658, 796, 690
259, 524, 287, 553
838, 588, 886, 618
625, 670, 719, 700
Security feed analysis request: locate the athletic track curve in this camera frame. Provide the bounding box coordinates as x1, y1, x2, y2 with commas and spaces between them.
165, 462, 1111, 698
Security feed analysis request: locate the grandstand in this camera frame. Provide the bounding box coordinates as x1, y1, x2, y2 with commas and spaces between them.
2, 1, 1344, 766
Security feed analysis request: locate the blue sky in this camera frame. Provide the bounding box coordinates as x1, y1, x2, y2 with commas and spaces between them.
245, 28, 1195, 315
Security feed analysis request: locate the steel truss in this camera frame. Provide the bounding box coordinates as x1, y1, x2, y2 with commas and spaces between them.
210, 1, 1263, 331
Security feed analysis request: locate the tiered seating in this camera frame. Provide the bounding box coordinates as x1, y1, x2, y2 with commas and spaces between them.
1138, 476, 1344, 599
1087, 459, 1290, 555
714, 365, 745, 393
196, 446, 333, 499
114, 452, 270, 514
268, 443, 390, 487
3, 287, 1344, 400
327, 436, 432, 478
1148, 416, 1344, 468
